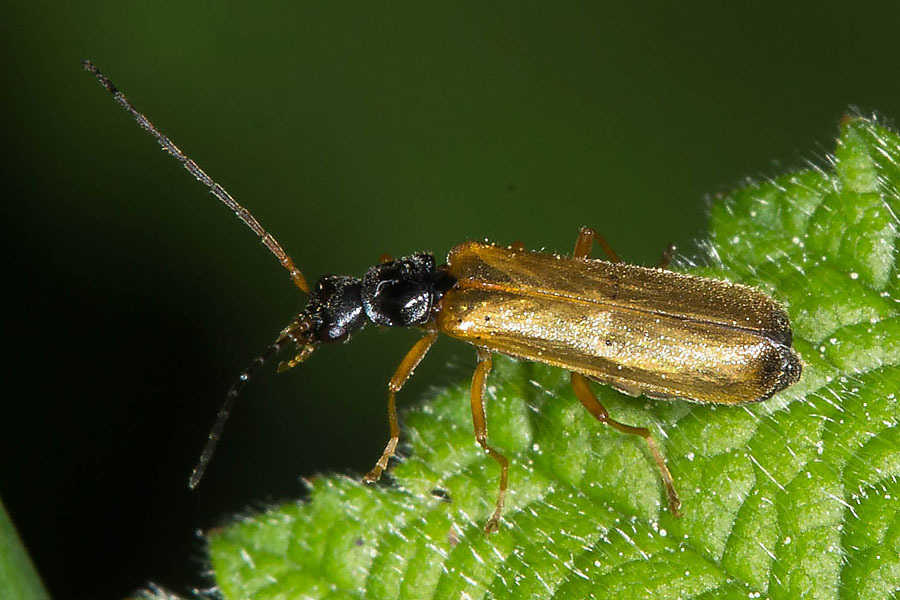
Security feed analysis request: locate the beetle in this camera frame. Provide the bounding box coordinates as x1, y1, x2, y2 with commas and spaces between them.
84, 60, 803, 532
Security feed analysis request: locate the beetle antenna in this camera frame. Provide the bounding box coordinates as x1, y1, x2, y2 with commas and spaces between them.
189, 332, 296, 488
82, 59, 310, 294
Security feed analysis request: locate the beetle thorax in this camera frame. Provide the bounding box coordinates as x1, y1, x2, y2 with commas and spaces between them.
298, 253, 456, 344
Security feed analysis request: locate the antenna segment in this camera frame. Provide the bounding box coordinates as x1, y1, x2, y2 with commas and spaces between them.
82, 60, 310, 294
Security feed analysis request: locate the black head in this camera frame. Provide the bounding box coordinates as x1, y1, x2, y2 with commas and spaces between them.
301, 275, 367, 343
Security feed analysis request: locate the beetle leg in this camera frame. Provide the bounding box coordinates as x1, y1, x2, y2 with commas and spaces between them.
576, 227, 676, 269
470, 348, 508, 533
570, 372, 682, 517
573, 226, 621, 262
363, 330, 439, 483
656, 243, 676, 269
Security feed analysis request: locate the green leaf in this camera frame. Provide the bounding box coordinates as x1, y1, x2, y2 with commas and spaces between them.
0, 498, 51, 600
205, 116, 900, 599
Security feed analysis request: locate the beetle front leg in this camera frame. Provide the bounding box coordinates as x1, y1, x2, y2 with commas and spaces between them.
363, 331, 439, 483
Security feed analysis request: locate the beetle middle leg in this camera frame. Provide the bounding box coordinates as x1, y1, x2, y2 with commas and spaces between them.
470, 348, 508, 533
576, 226, 676, 269
573, 226, 621, 262
570, 372, 682, 517
363, 330, 439, 483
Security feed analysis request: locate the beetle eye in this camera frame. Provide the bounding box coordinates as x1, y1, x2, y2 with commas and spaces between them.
324, 324, 350, 342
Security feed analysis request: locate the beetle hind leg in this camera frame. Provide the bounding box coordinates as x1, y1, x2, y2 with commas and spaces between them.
656, 242, 676, 269
570, 372, 682, 517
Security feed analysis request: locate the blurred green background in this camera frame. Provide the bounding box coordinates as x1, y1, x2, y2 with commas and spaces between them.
4, 2, 900, 598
